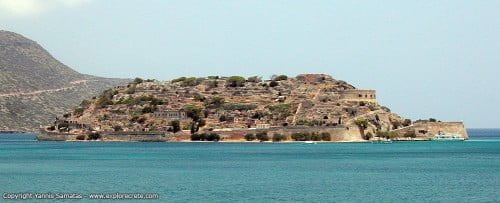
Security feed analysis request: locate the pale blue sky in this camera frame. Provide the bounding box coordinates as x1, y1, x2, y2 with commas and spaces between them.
0, 0, 498, 128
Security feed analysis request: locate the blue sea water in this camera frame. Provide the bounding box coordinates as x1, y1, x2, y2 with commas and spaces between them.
0, 129, 499, 202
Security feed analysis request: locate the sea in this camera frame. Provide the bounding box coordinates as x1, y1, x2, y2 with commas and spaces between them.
0, 129, 499, 202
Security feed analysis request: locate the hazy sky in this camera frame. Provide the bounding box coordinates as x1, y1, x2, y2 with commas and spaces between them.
0, 0, 498, 128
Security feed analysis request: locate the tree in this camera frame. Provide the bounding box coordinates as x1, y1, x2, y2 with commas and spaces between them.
205, 133, 221, 141
364, 132, 373, 140
247, 76, 262, 83
291, 132, 314, 141
133, 77, 144, 84
272, 133, 286, 142
183, 105, 202, 121
256, 131, 269, 141
354, 119, 368, 129
171, 77, 186, 83
76, 134, 86, 140
245, 133, 256, 141
227, 76, 246, 87
402, 119, 412, 127
181, 77, 203, 87
311, 132, 321, 141
320, 132, 331, 141
429, 118, 437, 122
272, 75, 288, 81
269, 81, 279, 87
191, 133, 203, 141
87, 132, 101, 140
170, 120, 181, 133
391, 120, 401, 130
190, 122, 197, 134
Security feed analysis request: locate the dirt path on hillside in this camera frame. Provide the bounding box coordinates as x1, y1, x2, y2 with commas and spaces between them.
0, 80, 92, 97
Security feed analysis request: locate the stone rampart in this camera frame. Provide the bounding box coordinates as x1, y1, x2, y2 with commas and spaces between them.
338, 90, 377, 103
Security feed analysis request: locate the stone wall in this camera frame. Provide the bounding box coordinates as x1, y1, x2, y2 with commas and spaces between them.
213, 126, 353, 141
338, 90, 377, 103
392, 121, 468, 139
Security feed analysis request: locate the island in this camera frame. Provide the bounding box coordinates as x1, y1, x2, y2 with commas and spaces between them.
38, 74, 468, 142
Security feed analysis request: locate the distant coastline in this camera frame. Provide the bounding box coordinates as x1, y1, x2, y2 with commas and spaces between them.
0, 130, 27, 134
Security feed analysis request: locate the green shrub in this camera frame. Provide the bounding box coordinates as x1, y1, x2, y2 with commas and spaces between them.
133, 77, 144, 84
183, 105, 203, 121
291, 132, 314, 141
320, 132, 331, 141
311, 132, 321, 141
227, 76, 246, 87
169, 120, 181, 133
205, 133, 221, 141
171, 77, 186, 83
256, 131, 269, 141
180, 77, 203, 87
191, 133, 203, 141
247, 76, 262, 83
191, 133, 220, 141
245, 133, 256, 141
364, 132, 373, 140
75, 134, 86, 140
272, 75, 288, 81
87, 132, 101, 140
272, 133, 287, 142
402, 119, 412, 127
354, 119, 368, 129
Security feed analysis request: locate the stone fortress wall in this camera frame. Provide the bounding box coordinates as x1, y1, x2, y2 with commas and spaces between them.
392, 121, 468, 139
338, 90, 377, 103
214, 126, 355, 142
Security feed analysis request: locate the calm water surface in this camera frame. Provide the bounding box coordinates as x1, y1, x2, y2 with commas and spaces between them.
0, 129, 499, 202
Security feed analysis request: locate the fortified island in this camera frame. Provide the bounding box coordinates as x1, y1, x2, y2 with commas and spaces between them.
38, 74, 468, 142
